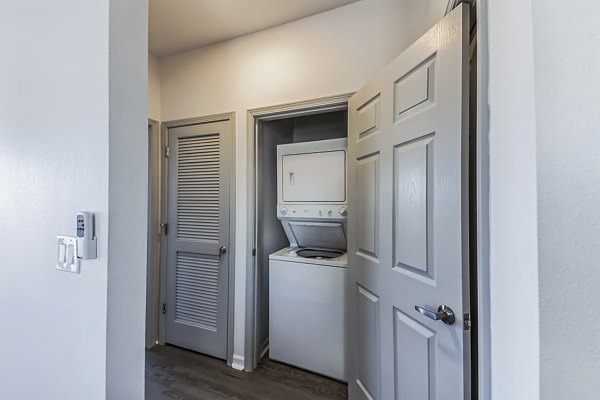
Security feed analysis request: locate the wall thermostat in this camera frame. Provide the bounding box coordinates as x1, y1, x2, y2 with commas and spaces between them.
76, 211, 97, 260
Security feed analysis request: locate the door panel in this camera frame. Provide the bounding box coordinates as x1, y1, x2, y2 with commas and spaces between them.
393, 56, 436, 120
393, 134, 434, 278
166, 120, 231, 359
393, 308, 435, 399
348, 6, 469, 399
174, 252, 220, 330
356, 285, 381, 400
356, 94, 381, 140
176, 133, 221, 242
356, 154, 379, 259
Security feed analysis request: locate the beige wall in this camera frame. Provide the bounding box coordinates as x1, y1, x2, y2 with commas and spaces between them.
158, 0, 446, 366
148, 53, 162, 121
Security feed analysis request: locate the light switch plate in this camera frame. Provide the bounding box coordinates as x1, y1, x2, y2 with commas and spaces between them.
57, 235, 80, 274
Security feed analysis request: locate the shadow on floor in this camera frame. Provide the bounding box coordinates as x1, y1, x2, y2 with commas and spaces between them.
146, 345, 348, 400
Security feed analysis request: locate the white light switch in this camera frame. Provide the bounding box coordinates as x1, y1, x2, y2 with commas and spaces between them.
58, 243, 67, 263
67, 244, 75, 264
57, 235, 80, 274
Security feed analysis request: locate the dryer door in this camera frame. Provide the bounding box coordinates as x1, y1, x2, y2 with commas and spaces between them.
281, 150, 346, 202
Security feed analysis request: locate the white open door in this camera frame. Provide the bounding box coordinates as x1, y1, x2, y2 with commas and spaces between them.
347, 5, 470, 399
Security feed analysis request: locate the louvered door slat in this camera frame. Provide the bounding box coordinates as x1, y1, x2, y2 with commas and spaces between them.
175, 252, 219, 331
176, 133, 220, 242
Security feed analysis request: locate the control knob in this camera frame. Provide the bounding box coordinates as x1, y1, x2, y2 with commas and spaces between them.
339, 207, 348, 217
279, 206, 288, 215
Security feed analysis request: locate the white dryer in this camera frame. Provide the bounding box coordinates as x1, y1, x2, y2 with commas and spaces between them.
276, 138, 348, 221
269, 138, 348, 381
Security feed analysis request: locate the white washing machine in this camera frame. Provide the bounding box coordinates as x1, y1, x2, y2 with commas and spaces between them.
269, 138, 348, 382
269, 246, 347, 381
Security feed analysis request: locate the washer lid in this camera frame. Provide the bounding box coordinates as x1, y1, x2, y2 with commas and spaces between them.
286, 221, 346, 250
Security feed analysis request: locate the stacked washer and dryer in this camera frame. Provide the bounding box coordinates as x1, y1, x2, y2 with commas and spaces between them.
269, 138, 348, 382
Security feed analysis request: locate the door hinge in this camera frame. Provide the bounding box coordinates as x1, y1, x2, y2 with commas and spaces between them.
162, 303, 167, 314
161, 223, 168, 235
464, 313, 471, 331
252, 248, 256, 256
165, 146, 170, 158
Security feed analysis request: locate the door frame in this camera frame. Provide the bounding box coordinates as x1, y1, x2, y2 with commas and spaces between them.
146, 119, 161, 348
156, 112, 237, 366
474, 1, 491, 399
245, 93, 353, 371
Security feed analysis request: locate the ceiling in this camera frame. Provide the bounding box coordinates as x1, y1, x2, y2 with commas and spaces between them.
149, 0, 360, 57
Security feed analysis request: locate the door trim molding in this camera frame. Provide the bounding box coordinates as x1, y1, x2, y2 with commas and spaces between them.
475, 1, 491, 398
146, 118, 161, 348
158, 112, 236, 366
244, 93, 353, 371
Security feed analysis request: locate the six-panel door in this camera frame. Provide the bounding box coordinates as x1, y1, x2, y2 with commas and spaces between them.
347, 5, 470, 399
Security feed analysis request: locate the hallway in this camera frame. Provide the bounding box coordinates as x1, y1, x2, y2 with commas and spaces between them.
145, 345, 348, 400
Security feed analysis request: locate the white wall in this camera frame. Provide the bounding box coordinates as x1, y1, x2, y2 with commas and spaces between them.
487, 0, 600, 397
487, 0, 540, 399
160, 0, 447, 366
0, 2, 110, 399
148, 53, 162, 121
106, 0, 148, 398
0, 1, 148, 399
531, 1, 600, 398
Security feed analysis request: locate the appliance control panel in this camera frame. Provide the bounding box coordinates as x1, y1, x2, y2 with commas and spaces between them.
278, 204, 348, 219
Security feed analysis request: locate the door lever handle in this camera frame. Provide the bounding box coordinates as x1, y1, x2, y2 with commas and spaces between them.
414, 305, 456, 325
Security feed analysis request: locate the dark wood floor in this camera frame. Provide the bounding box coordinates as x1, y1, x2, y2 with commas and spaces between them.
146, 345, 348, 400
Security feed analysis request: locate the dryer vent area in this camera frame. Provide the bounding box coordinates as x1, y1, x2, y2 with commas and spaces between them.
255, 109, 348, 377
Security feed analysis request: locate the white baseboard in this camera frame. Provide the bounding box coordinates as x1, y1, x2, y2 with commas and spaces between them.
231, 354, 245, 371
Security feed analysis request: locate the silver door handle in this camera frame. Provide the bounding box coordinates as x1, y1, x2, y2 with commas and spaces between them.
219, 246, 227, 255
414, 305, 456, 325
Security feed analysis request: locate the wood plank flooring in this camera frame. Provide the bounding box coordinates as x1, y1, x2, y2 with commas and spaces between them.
146, 345, 348, 400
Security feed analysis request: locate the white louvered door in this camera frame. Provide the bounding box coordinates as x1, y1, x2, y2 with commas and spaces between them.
165, 120, 231, 359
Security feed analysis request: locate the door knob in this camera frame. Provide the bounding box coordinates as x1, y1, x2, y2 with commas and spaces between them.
414, 305, 456, 325
219, 246, 227, 255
